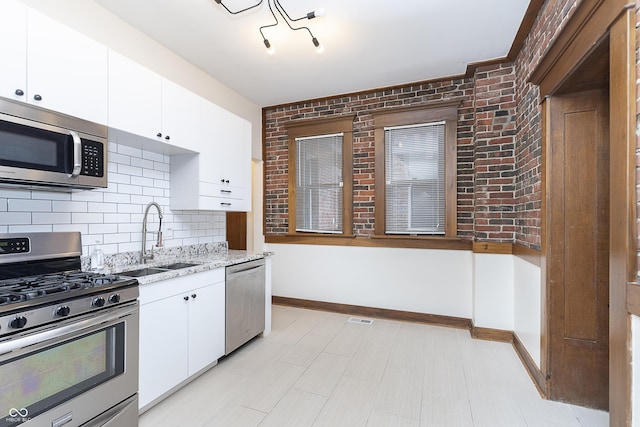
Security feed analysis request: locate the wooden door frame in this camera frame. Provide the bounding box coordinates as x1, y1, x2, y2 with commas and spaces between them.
530, 0, 636, 424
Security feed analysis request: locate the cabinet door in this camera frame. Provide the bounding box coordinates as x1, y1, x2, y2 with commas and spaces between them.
108, 50, 162, 138
0, 0, 27, 102
27, 8, 108, 124
187, 281, 225, 376
161, 79, 201, 150
224, 112, 251, 192
139, 296, 189, 409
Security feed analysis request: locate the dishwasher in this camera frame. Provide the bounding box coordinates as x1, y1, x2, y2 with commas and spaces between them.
225, 258, 266, 354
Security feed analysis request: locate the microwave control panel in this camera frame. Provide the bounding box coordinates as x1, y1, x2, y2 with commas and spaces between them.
81, 141, 104, 177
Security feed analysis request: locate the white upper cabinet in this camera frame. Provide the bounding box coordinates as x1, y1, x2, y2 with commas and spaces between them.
0, 2, 108, 124
108, 50, 162, 139
108, 52, 201, 151
161, 79, 201, 151
0, 0, 27, 102
171, 100, 251, 212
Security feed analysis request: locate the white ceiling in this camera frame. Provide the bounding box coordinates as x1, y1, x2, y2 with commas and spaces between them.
95, 0, 530, 107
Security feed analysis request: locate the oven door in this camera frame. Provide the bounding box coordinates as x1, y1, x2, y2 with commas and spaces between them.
0, 302, 138, 427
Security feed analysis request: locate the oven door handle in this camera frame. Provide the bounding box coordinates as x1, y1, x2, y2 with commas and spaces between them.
0, 303, 137, 357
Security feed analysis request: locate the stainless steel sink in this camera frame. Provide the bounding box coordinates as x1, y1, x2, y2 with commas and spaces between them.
119, 262, 200, 277
119, 267, 168, 277
159, 262, 200, 270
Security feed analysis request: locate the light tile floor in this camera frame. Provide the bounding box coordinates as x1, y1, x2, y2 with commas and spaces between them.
139, 305, 609, 427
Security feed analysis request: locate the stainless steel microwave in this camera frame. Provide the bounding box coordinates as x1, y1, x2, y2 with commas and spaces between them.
0, 97, 108, 191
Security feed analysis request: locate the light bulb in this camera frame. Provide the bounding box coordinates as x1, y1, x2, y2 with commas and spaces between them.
314, 7, 325, 17
264, 39, 275, 55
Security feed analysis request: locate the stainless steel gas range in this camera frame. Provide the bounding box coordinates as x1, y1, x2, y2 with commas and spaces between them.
0, 232, 139, 427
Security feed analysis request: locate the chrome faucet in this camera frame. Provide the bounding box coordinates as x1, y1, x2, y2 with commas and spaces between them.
142, 201, 163, 263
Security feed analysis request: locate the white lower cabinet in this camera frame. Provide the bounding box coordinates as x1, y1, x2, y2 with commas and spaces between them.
138, 268, 225, 411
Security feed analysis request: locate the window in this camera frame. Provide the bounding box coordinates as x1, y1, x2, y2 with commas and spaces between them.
296, 133, 343, 233
385, 122, 446, 234
287, 116, 354, 236
374, 104, 457, 237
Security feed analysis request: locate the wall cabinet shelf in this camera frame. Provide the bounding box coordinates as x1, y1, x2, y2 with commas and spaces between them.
138, 269, 225, 410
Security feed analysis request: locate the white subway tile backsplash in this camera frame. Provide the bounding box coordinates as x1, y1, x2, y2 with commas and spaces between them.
89, 223, 118, 234
109, 152, 130, 165
131, 176, 155, 187
0, 141, 226, 255
117, 144, 143, 158
32, 191, 71, 201
0, 189, 30, 199
104, 213, 132, 223
52, 201, 88, 213
10, 225, 51, 233
131, 157, 155, 170
72, 191, 104, 203
72, 213, 104, 224
103, 193, 131, 204
108, 172, 132, 185
32, 213, 71, 224
143, 187, 164, 197
88, 202, 118, 213
116, 184, 144, 195
118, 164, 144, 177
0, 212, 32, 224
8, 199, 51, 212
143, 169, 164, 180
53, 224, 89, 234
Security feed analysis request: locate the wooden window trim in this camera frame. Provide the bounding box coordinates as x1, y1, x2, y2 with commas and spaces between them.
373, 103, 458, 239
286, 115, 355, 237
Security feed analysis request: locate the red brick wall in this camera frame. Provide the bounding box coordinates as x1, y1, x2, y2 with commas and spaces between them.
264, 0, 585, 247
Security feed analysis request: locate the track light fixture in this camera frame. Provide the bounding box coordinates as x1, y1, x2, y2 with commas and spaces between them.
213, 0, 325, 54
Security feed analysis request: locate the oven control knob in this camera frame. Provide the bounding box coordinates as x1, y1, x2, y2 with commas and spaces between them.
93, 297, 106, 308
56, 306, 71, 317
108, 294, 121, 304
10, 316, 27, 329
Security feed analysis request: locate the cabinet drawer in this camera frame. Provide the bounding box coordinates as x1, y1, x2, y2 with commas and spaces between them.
139, 268, 224, 304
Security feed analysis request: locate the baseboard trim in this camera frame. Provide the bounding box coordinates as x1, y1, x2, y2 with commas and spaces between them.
512, 332, 548, 397
272, 296, 472, 330
470, 322, 513, 343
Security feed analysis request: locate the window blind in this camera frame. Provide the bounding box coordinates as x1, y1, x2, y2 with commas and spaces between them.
384, 122, 446, 234
295, 133, 343, 233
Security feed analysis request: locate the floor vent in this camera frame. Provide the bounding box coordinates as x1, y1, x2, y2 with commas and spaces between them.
348, 317, 373, 325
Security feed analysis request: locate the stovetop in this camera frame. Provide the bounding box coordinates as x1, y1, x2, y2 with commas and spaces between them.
0, 271, 132, 308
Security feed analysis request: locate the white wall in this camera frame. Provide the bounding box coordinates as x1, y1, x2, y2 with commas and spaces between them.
268, 243, 543, 369
266, 243, 473, 318
472, 253, 514, 330
0, 142, 226, 257
513, 256, 542, 368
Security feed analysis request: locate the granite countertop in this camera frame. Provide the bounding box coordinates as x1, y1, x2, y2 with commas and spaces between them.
117, 250, 270, 285
85, 242, 272, 285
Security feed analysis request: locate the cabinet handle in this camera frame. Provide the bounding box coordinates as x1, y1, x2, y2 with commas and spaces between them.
33, 94, 42, 101
191, 294, 197, 299
221, 189, 232, 194
220, 202, 232, 206
165, 135, 170, 140
183, 296, 189, 301
14, 89, 24, 96
157, 132, 162, 138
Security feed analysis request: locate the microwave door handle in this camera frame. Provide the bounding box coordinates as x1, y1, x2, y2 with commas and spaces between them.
67, 131, 82, 178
